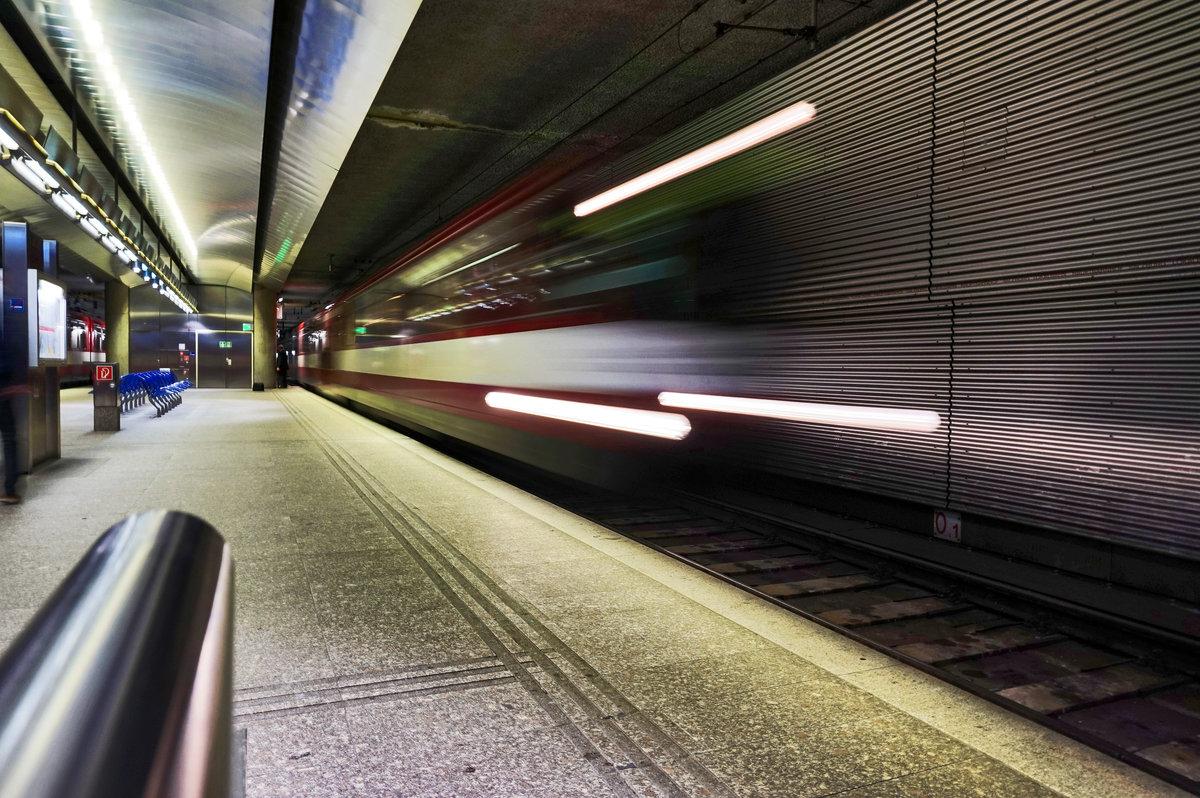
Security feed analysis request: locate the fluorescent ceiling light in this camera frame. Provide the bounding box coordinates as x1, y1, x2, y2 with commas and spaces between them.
10, 156, 60, 193
98, 235, 119, 254
63, 192, 89, 217
658, 392, 942, 433
51, 191, 83, 219
486, 391, 691, 440
0, 127, 19, 150
69, 0, 197, 265
574, 101, 816, 217
81, 216, 108, 239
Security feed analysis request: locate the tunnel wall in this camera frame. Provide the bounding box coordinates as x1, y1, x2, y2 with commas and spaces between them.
617, 0, 1199, 559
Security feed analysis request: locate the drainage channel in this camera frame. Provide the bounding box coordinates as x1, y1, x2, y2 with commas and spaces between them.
536, 487, 1200, 795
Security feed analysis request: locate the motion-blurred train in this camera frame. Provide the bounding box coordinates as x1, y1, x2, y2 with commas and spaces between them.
298, 0, 1199, 559
61, 310, 106, 387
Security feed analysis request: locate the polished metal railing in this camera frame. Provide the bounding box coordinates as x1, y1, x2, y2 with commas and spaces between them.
0, 510, 234, 798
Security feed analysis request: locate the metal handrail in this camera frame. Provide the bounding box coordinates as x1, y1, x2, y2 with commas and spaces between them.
0, 511, 234, 798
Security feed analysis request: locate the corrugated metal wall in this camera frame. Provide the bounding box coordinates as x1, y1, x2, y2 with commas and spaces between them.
704, 3, 949, 507
578, 0, 1199, 556
933, 0, 1200, 554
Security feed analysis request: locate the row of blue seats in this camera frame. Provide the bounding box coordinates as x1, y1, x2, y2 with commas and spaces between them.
119, 371, 193, 417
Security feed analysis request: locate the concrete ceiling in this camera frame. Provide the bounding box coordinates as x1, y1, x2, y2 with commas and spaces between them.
284, 0, 908, 317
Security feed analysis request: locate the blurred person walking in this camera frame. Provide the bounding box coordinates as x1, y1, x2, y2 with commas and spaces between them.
0, 338, 23, 504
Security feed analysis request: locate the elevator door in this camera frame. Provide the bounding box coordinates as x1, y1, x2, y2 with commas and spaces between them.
195, 331, 252, 388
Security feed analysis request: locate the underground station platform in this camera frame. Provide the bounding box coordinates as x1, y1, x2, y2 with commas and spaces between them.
0, 386, 1189, 798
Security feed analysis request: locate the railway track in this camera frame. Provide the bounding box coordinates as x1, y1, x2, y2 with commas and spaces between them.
531, 485, 1200, 795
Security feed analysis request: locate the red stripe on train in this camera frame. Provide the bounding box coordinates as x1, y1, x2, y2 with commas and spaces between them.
296, 366, 684, 453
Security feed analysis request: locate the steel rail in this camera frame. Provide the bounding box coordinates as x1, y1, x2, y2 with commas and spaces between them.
0, 510, 234, 798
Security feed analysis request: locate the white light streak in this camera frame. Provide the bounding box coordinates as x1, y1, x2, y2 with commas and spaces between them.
574, 101, 816, 217
428, 243, 521, 285
486, 391, 691, 440
70, 0, 197, 264
657, 392, 942, 433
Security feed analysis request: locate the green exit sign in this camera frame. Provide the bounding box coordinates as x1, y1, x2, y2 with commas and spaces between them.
242, 323, 252, 331
218, 341, 232, 349
354, 327, 367, 334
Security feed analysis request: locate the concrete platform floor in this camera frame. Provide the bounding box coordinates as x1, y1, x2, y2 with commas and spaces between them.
0, 386, 1189, 797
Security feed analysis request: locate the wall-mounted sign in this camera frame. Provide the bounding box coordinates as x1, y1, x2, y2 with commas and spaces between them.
933, 510, 962, 543
219, 341, 232, 349
242, 323, 252, 331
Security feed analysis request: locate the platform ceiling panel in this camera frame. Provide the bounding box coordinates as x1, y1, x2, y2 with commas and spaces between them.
255, 0, 422, 293
19, 0, 273, 288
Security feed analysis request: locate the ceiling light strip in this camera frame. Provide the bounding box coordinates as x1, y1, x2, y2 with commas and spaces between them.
574, 101, 816, 217
68, 0, 197, 265
658, 392, 942, 433
486, 391, 692, 440
2, 109, 198, 312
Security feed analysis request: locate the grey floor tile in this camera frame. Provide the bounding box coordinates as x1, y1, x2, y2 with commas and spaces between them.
550, 602, 773, 673
343, 726, 618, 798
501, 557, 669, 601
606, 647, 829, 713
646, 676, 895, 755
302, 550, 430, 593
704, 710, 976, 797
241, 706, 355, 797
834, 754, 1062, 797
343, 682, 556, 751
235, 612, 337, 690
320, 604, 491, 676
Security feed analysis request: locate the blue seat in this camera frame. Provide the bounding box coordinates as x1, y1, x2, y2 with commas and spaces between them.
119, 370, 191, 417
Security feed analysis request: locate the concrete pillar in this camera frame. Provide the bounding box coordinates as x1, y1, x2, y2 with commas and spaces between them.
251, 286, 278, 388
104, 280, 130, 375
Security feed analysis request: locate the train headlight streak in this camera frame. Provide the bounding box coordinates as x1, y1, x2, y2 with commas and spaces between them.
574, 101, 816, 217
485, 392, 692, 440
657, 392, 942, 433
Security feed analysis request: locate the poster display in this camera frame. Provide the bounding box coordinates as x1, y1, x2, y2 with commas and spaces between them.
30, 273, 67, 364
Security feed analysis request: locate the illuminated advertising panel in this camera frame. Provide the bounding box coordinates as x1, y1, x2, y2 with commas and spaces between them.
35, 275, 68, 364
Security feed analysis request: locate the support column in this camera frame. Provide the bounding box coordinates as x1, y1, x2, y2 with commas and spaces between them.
251, 286, 278, 389
104, 279, 130, 375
